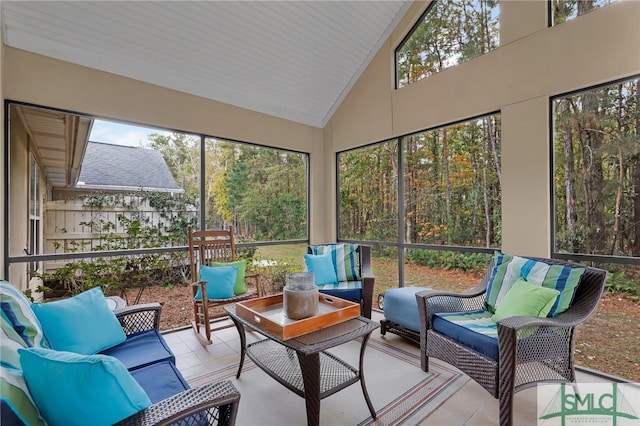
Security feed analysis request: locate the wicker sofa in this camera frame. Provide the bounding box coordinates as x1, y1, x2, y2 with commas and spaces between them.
415, 254, 607, 426
0, 280, 240, 426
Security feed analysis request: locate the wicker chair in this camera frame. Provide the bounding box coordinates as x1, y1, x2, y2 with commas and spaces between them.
115, 375, 240, 426
415, 257, 607, 426
112, 302, 241, 425
189, 226, 266, 346
306, 244, 375, 318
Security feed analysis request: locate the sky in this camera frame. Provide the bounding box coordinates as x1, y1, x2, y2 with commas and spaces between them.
89, 120, 171, 147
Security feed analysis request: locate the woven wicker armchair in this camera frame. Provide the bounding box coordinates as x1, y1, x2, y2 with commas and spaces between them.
415, 257, 607, 426
112, 303, 241, 426
115, 380, 240, 426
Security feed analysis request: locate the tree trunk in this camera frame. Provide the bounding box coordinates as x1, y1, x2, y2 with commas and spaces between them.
582, 92, 606, 253
633, 80, 640, 256
560, 99, 578, 251
487, 115, 502, 187
442, 129, 452, 245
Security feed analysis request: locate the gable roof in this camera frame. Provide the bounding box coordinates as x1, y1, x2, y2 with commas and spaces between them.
78, 142, 182, 193
0, 1, 412, 127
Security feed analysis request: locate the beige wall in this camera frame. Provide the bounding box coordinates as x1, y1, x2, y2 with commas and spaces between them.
326, 0, 640, 257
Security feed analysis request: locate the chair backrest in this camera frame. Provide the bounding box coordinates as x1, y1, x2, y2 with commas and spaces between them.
188, 226, 236, 281
483, 255, 607, 319
307, 243, 366, 282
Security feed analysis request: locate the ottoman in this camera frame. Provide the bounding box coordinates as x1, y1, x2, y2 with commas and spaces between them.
380, 286, 427, 344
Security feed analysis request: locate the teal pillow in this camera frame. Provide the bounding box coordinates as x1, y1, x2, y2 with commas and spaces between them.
194, 265, 238, 300
311, 244, 361, 281
31, 286, 126, 355
208, 260, 247, 295
19, 348, 151, 426
491, 278, 560, 322
0, 365, 46, 426
303, 253, 338, 285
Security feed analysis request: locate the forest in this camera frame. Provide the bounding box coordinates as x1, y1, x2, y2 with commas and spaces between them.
554, 79, 640, 257
147, 134, 307, 242
338, 114, 502, 249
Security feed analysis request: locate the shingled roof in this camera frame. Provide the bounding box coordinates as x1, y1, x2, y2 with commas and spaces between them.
78, 142, 182, 192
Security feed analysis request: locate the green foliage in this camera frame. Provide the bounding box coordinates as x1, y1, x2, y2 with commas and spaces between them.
406, 249, 491, 272
32, 251, 190, 298
147, 192, 197, 241
397, 0, 500, 87
37, 190, 197, 298
251, 257, 303, 294
604, 270, 640, 300
554, 78, 639, 257
338, 115, 501, 249
147, 133, 200, 203
552, 0, 617, 26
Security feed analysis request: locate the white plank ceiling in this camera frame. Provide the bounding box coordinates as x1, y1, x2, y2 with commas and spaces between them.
1, 1, 413, 127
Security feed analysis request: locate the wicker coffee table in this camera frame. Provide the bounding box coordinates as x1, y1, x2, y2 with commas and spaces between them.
224, 304, 380, 426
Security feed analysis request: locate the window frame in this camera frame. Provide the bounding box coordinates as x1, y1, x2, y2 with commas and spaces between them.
549, 74, 640, 266
4, 100, 311, 280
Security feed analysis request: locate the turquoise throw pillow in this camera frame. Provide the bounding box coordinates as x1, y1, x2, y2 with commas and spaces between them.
303, 253, 338, 285
491, 278, 560, 322
208, 260, 247, 295
311, 244, 361, 281
194, 265, 238, 300
19, 348, 151, 426
31, 286, 126, 355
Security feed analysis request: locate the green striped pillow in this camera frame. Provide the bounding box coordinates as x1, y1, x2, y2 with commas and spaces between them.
485, 254, 585, 317
311, 244, 361, 281
485, 252, 515, 313
1, 365, 47, 426
1, 281, 48, 370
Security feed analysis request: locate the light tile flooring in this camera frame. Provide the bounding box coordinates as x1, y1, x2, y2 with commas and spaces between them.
162, 310, 612, 426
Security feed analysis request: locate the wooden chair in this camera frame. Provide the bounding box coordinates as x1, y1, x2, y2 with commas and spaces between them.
188, 226, 266, 346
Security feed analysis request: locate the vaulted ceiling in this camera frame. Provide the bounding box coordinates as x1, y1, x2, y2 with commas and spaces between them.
1, 1, 413, 128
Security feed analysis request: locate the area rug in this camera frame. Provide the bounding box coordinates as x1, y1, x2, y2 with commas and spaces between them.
188, 336, 468, 426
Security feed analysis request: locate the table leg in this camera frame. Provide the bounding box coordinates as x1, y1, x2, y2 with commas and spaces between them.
296, 352, 321, 426
228, 315, 247, 379
359, 332, 377, 419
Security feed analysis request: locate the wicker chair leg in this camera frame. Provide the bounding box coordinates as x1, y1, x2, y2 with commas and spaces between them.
361, 279, 373, 319
498, 388, 514, 426
498, 325, 517, 426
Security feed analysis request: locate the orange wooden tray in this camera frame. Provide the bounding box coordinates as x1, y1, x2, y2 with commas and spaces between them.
235, 293, 360, 340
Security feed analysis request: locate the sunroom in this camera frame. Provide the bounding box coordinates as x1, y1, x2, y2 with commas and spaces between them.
1, 1, 639, 425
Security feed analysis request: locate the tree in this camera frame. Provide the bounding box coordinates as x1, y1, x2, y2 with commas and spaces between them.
147, 133, 200, 203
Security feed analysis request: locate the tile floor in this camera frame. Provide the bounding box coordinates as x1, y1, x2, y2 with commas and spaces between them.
162, 310, 613, 426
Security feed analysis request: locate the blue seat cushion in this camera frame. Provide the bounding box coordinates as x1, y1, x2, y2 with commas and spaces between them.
317, 280, 362, 302
129, 360, 190, 404
100, 329, 174, 371
383, 287, 425, 332
432, 310, 499, 360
